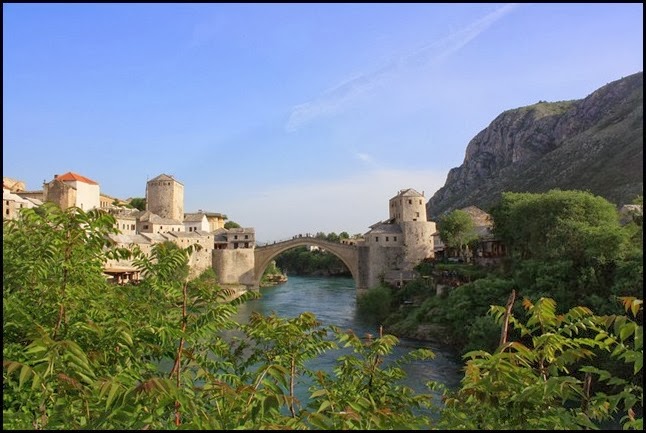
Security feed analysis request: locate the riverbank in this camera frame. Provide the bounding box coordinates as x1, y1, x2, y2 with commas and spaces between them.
259, 273, 288, 287
393, 323, 458, 348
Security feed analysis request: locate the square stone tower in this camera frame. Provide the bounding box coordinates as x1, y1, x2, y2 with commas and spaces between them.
145, 174, 184, 221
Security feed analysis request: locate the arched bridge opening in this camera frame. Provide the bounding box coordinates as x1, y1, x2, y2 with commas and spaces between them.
254, 237, 362, 290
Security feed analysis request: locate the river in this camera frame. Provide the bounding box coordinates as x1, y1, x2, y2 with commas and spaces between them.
231, 275, 464, 410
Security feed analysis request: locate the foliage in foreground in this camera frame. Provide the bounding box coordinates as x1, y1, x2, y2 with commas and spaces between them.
2, 205, 436, 429
3, 204, 643, 429
439, 293, 642, 430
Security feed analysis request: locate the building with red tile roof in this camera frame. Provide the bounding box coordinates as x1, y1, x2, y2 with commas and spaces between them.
43, 171, 101, 211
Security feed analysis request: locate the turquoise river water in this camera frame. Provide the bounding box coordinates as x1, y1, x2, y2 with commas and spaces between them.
231, 275, 464, 411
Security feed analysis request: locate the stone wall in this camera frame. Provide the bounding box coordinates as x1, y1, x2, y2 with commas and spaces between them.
213, 248, 255, 287
44, 180, 76, 210
401, 220, 436, 268
356, 245, 371, 290
187, 245, 214, 280
359, 243, 406, 289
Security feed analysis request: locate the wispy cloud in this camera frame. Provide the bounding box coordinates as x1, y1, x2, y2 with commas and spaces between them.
354, 151, 380, 168
285, 63, 396, 133
285, 3, 520, 132
406, 3, 520, 65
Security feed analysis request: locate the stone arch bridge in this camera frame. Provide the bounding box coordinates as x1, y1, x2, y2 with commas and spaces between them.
254, 236, 367, 290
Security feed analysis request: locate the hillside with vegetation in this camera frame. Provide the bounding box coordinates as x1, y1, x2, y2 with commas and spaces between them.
427, 71, 643, 219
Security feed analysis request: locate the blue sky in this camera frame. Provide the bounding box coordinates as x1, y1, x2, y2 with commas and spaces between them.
3, 3, 643, 242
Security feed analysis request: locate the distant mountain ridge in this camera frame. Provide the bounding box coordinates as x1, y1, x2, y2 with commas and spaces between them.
426, 71, 643, 220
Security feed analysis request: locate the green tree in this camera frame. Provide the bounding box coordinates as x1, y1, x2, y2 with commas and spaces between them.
490, 189, 627, 263
306, 329, 437, 430
2, 205, 250, 429
224, 220, 241, 229
326, 232, 340, 243
129, 197, 146, 211
356, 284, 394, 324
438, 209, 479, 261
490, 189, 632, 310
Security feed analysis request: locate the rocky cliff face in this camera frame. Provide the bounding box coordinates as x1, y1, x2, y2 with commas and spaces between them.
426, 71, 643, 220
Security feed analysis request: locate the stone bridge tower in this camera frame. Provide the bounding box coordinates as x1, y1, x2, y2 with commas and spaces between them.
390, 188, 436, 268
145, 174, 184, 221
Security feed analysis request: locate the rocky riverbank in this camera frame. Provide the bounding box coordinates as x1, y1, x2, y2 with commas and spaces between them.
260, 273, 288, 287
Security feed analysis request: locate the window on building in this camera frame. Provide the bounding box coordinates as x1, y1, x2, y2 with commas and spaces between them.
416, 212, 420, 217
386, 237, 389, 241
234, 235, 238, 240
245, 235, 249, 239
375, 236, 379, 242
419, 199, 422, 204
394, 236, 397, 241
5, 209, 9, 215
245, 242, 249, 248
408, 199, 412, 204
143, 224, 149, 230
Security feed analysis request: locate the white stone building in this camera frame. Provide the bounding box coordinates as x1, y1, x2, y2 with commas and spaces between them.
184, 212, 210, 233
3, 184, 37, 220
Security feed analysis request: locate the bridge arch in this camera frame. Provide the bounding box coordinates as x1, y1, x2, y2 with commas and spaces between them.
253, 237, 360, 289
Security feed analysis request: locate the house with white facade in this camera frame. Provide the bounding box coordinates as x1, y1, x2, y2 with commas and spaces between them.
184, 212, 210, 233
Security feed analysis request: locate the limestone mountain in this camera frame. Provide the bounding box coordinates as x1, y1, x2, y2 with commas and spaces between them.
426, 71, 643, 220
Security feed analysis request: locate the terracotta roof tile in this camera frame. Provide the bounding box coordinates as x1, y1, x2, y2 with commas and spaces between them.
55, 172, 99, 185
